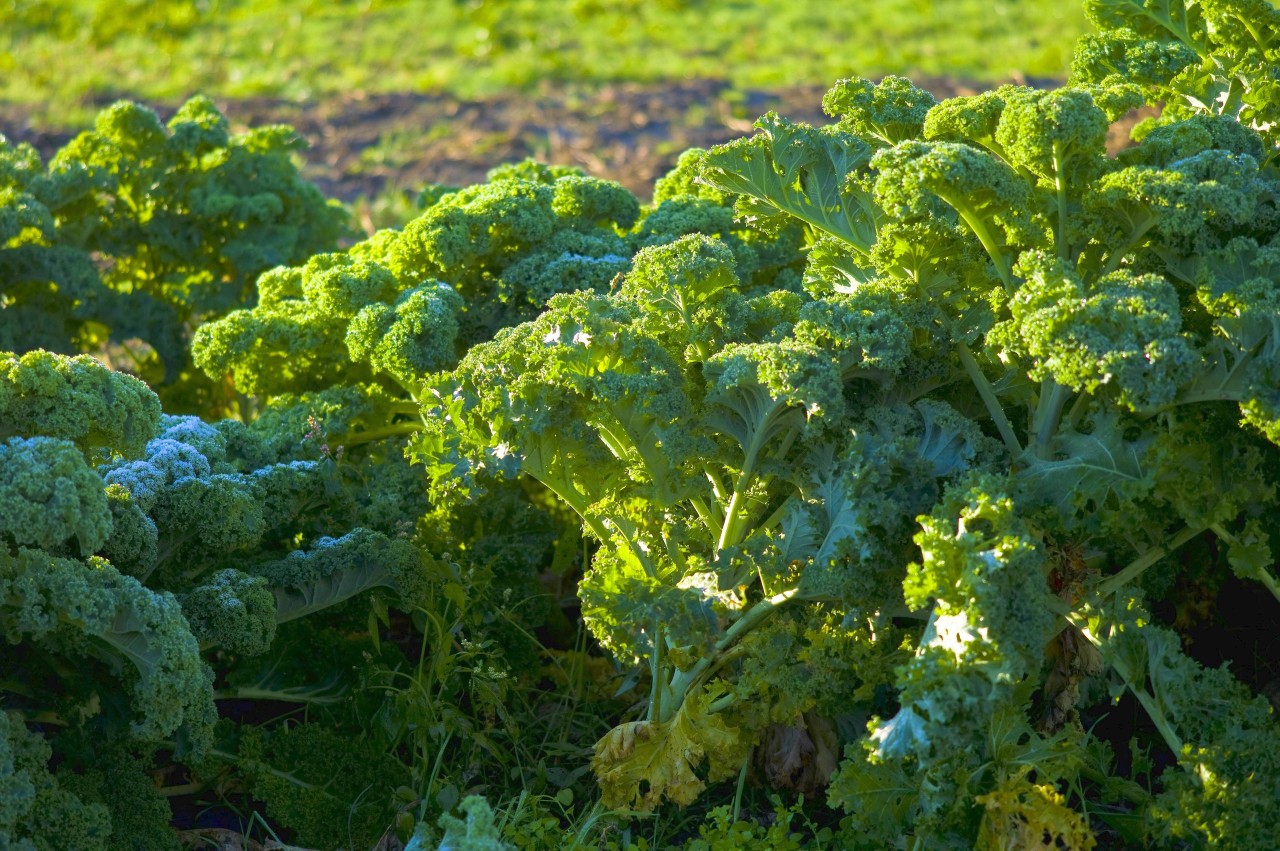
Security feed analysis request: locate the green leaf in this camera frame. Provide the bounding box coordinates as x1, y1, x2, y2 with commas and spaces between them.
1015, 409, 1154, 525
702, 113, 879, 252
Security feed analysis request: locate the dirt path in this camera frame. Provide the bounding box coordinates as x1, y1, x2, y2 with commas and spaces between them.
0, 78, 981, 201
1, 76, 1139, 204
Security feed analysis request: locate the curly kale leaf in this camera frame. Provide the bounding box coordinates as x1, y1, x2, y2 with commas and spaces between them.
0, 437, 111, 556
992, 251, 1197, 411
192, 254, 412, 396
1185, 235, 1280, 443
415, 796, 515, 851
1076, 0, 1280, 149
233, 722, 410, 850
823, 75, 938, 147
861, 476, 1056, 834
701, 113, 880, 251
0, 350, 161, 458
0, 549, 215, 748
1084, 593, 1280, 850
0, 712, 113, 851
257, 527, 432, 622
345, 281, 465, 388
3, 97, 346, 395
871, 140, 1040, 287
179, 568, 277, 656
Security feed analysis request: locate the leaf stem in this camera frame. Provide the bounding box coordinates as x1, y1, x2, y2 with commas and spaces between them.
1094, 525, 1206, 598
531, 472, 613, 550
1053, 141, 1070, 260
732, 754, 751, 824
1068, 618, 1184, 756
950, 204, 1014, 293
667, 586, 799, 710
1210, 523, 1280, 604
717, 416, 794, 554
1099, 215, 1157, 277
956, 342, 1023, 455
755, 494, 798, 538
704, 465, 730, 506
1064, 390, 1092, 429
207, 748, 329, 794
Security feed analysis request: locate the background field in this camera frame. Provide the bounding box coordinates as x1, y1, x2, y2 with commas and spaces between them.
1, 0, 1090, 212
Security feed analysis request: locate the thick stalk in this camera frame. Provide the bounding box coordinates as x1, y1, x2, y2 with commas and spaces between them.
704, 465, 730, 506
716, 422, 793, 555
207, 748, 327, 793
689, 497, 718, 537
718, 486, 753, 557
699, 643, 750, 687
662, 531, 689, 575
731, 755, 751, 825
593, 420, 635, 464
213, 684, 346, 705
1030, 380, 1070, 460
1127, 677, 1185, 756
725, 429, 801, 552
955, 343, 1022, 455
754, 495, 799, 541
389, 376, 423, 410
648, 624, 665, 722
716, 410, 792, 554
1242, 557, 1280, 604
1064, 390, 1092, 430
159, 782, 205, 798
389, 400, 422, 415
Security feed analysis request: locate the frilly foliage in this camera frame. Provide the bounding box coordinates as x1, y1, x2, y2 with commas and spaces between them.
0, 351, 462, 848
1, 97, 348, 413
5, 2, 1280, 848
416, 0, 1280, 846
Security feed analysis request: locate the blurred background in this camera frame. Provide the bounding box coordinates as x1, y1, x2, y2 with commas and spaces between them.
0, 0, 1089, 220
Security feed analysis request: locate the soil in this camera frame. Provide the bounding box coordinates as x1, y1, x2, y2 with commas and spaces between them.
0, 77, 1146, 206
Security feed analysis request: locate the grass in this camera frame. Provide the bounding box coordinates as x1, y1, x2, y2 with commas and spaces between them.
1, 0, 1089, 126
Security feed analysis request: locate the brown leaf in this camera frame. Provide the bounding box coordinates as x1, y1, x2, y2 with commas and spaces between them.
1040, 626, 1102, 732
758, 712, 839, 794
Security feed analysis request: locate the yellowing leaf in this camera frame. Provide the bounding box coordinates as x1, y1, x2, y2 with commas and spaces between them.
591, 685, 749, 811
976, 777, 1097, 851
